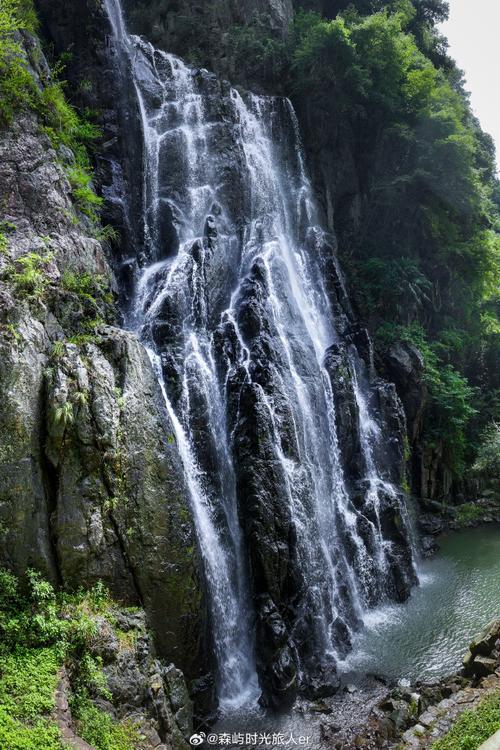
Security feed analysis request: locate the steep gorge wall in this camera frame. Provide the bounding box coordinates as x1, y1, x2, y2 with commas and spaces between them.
0, 31, 205, 681
29, 0, 421, 705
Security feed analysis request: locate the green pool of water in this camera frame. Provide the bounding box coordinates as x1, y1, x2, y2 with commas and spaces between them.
341, 525, 500, 683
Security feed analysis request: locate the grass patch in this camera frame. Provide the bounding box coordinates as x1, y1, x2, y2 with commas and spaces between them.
431, 691, 500, 750
0, 647, 64, 750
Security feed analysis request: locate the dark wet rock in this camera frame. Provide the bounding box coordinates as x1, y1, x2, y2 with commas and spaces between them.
324, 343, 362, 478
421, 536, 439, 558
463, 619, 500, 678
32, 0, 419, 713
371, 379, 407, 485
190, 673, 217, 727
469, 655, 497, 677
346, 324, 373, 372
44, 330, 205, 677
331, 617, 353, 660
90, 617, 121, 663
419, 513, 446, 537
383, 342, 427, 446
97, 610, 192, 748
120, 0, 293, 89
301, 669, 341, 701
258, 643, 298, 710
469, 619, 500, 658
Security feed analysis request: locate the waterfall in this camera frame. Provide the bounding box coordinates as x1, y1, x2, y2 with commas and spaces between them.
104, 0, 418, 710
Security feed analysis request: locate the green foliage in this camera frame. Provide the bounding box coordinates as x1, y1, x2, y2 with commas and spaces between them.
357, 257, 432, 321
51, 340, 65, 359
38, 82, 104, 222
284, 2, 498, 484
61, 268, 106, 300
430, 690, 500, 750
66, 164, 103, 221
39, 81, 100, 151
0, 0, 103, 227
95, 224, 120, 245
0, 571, 64, 749
0, 648, 61, 720
0, 232, 8, 254
0, 0, 38, 125
53, 400, 74, 427
0, 570, 139, 750
473, 422, 500, 479
228, 14, 288, 84
291, 11, 365, 98
4, 250, 53, 301
0, 712, 63, 750
60, 267, 110, 340
455, 502, 485, 527
70, 696, 140, 750
0, 569, 64, 649
378, 322, 477, 471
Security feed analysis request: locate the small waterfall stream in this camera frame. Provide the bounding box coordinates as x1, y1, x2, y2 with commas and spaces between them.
104, 0, 418, 710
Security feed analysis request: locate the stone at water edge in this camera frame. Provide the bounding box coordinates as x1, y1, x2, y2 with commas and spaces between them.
463, 618, 500, 677
472, 656, 497, 677
478, 729, 500, 750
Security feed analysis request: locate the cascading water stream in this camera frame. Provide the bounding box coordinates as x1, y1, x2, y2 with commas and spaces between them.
105, 0, 259, 711
104, 0, 418, 710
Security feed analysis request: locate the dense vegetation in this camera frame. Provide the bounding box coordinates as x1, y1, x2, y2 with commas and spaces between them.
228, 0, 499, 493
0, 569, 140, 750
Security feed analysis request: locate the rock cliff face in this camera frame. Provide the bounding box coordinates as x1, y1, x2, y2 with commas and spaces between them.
120, 0, 293, 83
0, 38, 204, 681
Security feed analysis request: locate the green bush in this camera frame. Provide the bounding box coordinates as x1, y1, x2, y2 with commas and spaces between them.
0, 571, 65, 749
4, 250, 53, 301
71, 697, 140, 750
377, 322, 477, 473
473, 422, 500, 479
281, 2, 500, 485
0, 709, 64, 750
456, 503, 485, 526
61, 268, 101, 299
66, 164, 103, 221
